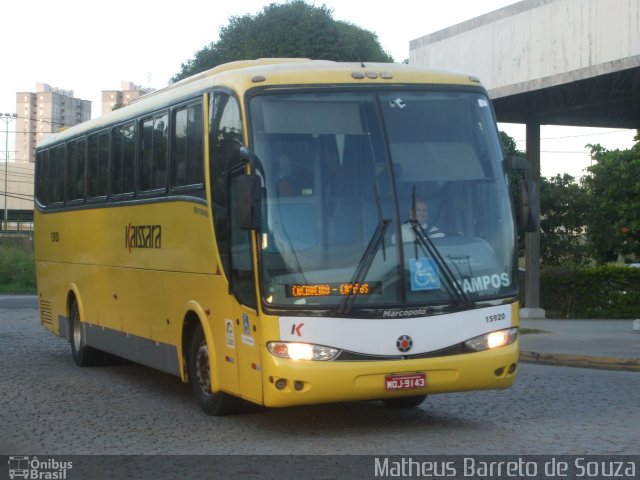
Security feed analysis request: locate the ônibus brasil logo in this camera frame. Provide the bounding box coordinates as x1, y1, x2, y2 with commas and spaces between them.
125, 223, 162, 253
8, 456, 73, 479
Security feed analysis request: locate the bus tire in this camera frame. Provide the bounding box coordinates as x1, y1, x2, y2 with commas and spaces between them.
187, 324, 242, 416
70, 300, 103, 367
383, 395, 427, 408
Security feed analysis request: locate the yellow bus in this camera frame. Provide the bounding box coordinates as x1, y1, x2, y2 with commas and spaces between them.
35, 59, 533, 415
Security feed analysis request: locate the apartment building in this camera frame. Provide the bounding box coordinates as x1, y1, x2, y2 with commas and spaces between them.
101, 81, 155, 115
15, 83, 91, 163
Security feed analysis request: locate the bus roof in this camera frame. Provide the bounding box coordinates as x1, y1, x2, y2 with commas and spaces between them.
37, 59, 483, 149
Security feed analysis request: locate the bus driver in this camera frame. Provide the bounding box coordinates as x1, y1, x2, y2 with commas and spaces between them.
397, 198, 443, 243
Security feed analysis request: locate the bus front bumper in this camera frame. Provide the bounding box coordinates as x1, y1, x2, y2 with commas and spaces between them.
261, 341, 519, 408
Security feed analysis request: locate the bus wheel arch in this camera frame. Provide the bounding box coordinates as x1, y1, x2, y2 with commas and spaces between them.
67, 291, 103, 367
181, 307, 242, 415
64, 285, 85, 343
180, 311, 202, 382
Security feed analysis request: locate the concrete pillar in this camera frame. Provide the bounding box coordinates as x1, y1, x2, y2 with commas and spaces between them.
521, 121, 545, 320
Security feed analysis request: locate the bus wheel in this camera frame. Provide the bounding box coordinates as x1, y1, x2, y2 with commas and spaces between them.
383, 395, 427, 408
187, 324, 242, 416
69, 300, 103, 367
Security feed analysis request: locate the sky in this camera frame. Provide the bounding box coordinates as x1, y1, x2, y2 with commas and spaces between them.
1, 0, 636, 179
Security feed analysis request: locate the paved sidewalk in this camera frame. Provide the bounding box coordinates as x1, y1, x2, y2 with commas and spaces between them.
519, 318, 640, 371
0, 294, 38, 309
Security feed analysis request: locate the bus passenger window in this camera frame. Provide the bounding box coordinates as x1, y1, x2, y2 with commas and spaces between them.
88, 132, 108, 198
49, 145, 65, 204
36, 150, 49, 206
140, 113, 168, 192
66, 138, 86, 202
112, 123, 135, 196
172, 103, 203, 188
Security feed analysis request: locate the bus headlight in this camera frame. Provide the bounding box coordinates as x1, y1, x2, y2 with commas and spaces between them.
267, 342, 340, 361
465, 328, 518, 352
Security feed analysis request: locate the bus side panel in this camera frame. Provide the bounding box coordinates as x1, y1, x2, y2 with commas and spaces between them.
34, 201, 245, 395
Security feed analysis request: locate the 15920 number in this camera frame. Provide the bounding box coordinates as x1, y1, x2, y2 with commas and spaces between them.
485, 313, 506, 323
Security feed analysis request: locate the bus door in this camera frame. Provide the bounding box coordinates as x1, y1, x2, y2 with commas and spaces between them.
209, 89, 262, 403
228, 169, 263, 404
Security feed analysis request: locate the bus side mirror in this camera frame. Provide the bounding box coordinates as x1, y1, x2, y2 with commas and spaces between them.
519, 180, 538, 233
236, 174, 262, 230
505, 156, 538, 233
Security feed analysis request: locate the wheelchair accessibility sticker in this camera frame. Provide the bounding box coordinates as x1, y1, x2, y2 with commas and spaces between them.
410, 258, 440, 291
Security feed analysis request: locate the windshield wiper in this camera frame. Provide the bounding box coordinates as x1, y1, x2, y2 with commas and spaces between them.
337, 217, 390, 316
406, 187, 469, 306
337, 186, 390, 316
409, 220, 470, 306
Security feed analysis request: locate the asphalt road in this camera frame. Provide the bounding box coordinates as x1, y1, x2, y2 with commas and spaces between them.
3, 301, 639, 478
1, 303, 639, 462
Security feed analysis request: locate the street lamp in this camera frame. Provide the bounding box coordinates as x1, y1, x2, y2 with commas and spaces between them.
1, 113, 17, 231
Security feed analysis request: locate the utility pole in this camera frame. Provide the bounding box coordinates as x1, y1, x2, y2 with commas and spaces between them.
1, 113, 17, 231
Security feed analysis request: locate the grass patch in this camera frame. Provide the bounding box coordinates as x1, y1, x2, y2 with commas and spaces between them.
0, 237, 37, 294
520, 327, 548, 335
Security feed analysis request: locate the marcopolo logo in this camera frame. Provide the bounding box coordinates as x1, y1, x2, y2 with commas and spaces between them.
8, 456, 72, 479
381, 308, 427, 319
125, 223, 162, 253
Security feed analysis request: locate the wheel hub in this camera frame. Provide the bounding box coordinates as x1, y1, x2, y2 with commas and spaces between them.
195, 341, 212, 396
73, 316, 82, 351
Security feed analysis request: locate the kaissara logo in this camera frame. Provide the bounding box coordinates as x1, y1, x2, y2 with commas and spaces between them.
290, 323, 304, 337
125, 224, 162, 253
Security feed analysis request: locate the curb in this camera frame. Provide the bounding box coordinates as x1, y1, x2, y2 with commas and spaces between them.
520, 351, 640, 372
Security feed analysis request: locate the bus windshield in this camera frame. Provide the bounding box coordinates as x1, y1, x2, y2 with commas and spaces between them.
249, 88, 517, 311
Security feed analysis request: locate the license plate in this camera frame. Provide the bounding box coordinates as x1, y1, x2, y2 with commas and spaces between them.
385, 373, 426, 391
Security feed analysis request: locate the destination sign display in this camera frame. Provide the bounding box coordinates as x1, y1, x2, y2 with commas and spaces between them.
285, 282, 382, 298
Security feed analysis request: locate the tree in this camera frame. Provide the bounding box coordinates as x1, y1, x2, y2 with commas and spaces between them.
583, 133, 640, 263
171, 1, 393, 82
539, 174, 590, 267
500, 131, 524, 158
499, 132, 592, 267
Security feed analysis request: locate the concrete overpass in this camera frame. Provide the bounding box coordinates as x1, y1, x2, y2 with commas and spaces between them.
410, 0, 640, 318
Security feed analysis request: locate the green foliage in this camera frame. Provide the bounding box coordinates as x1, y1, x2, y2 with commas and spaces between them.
501, 130, 640, 268
541, 265, 640, 318
0, 237, 36, 293
539, 174, 590, 267
500, 131, 524, 158
171, 1, 393, 82
583, 137, 640, 263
